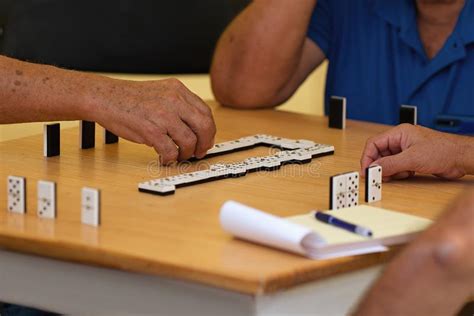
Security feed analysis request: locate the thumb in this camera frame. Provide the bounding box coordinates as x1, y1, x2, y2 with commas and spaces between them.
373, 150, 416, 177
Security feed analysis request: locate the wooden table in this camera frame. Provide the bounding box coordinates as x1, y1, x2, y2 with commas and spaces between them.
0, 102, 472, 315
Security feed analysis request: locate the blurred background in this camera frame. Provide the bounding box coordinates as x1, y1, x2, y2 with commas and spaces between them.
0, 0, 327, 141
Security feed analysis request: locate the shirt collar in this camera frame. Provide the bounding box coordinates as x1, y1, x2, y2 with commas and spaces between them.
458, 0, 474, 45
374, 0, 474, 45
373, 0, 415, 33
374, 0, 423, 57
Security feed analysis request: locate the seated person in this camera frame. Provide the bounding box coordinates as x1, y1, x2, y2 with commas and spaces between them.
355, 124, 474, 315
210, 0, 474, 128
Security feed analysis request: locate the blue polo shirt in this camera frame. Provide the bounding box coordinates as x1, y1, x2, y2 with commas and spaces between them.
307, 0, 474, 128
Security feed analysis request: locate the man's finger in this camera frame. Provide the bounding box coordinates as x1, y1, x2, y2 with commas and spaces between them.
167, 119, 198, 161
152, 134, 179, 165
360, 141, 381, 173
181, 109, 216, 159
373, 150, 416, 177
390, 171, 415, 180
360, 127, 405, 172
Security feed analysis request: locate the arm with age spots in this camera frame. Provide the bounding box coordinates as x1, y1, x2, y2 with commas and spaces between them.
0, 55, 216, 164
353, 189, 474, 316
360, 124, 474, 181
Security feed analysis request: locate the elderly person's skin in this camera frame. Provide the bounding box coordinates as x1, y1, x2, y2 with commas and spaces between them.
360, 124, 474, 181
354, 124, 474, 315
0, 56, 216, 164
353, 189, 474, 316
210, 0, 465, 108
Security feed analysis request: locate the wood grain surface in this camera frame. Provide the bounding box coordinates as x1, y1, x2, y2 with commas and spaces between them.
1, 102, 472, 295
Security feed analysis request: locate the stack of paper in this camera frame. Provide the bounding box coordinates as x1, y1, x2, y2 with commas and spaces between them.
220, 201, 432, 260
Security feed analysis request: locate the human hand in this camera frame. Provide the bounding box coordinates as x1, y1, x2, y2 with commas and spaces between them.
360, 124, 470, 181
89, 78, 216, 165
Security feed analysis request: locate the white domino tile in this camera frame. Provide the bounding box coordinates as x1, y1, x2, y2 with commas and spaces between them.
209, 164, 231, 178
139, 182, 176, 195
330, 174, 347, 210
253, 134, 272, 142
259, 136, 284, 147
7, 176, 26, 214
37, 180, 56, 219
228, 139, 250, 150
191, 169, 214, 180
81, 187, 100, 227
239, 136, 259, 146
275, 150, 296, 163
294, 139, 317, 149
301, 144, 335, 157
206, 143, 230, 155
167, 174, 194, 185
366, 165, 382, 203
226, 163, 247, 177
330, 171, 360, 210
243, 157, 264, 171
260, 156, 281, 169
345, 172, 359, 208
291, 152, 313, 163
279, 142, 300, 150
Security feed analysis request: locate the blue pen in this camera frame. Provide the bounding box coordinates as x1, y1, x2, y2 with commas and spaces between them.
314, 212, 373, 238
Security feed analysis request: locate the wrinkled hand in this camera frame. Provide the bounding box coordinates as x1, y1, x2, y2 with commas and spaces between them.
360, 124, 468, 181
91, 78, 216, 164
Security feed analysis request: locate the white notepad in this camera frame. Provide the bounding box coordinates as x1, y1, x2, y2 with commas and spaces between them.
220, 201, 432, 260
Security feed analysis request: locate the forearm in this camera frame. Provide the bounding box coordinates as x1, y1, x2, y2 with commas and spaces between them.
210, 0, 317, 108
0, 55, 110, 124
456, 135, 474, 175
